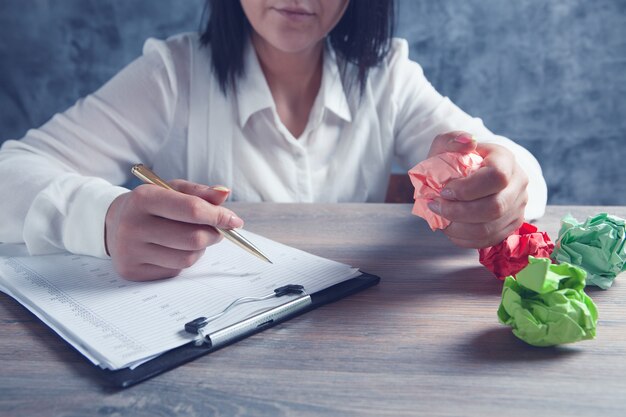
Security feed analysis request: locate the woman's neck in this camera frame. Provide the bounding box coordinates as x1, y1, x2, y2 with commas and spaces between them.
251, 33, 324, 138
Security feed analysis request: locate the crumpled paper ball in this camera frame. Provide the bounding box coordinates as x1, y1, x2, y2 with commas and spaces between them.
497, 256, 598, 347
552, 213, 626, 289
479, 222, 555, 280
408, 152, 483, 230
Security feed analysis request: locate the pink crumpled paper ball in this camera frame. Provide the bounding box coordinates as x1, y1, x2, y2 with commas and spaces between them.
479, 222, 555, 280
408, 152, 483, 230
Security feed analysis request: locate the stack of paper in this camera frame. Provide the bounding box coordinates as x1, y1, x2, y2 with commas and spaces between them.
0, 230, 359, 370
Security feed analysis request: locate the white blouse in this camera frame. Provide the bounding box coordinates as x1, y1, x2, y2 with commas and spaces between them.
0, 33, 547, 258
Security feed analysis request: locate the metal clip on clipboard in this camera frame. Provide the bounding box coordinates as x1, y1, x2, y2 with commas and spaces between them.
184, 284, 310, 348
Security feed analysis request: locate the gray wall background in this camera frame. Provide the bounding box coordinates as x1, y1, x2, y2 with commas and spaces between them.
1, 0, 625, 205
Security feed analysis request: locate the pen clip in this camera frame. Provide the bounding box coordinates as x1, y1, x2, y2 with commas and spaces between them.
184, 284, 305, 335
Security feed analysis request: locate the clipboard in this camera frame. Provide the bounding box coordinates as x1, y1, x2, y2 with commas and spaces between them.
89, 271, 380, 388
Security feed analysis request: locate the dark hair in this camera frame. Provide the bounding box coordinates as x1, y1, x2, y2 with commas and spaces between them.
200, 0, 395, 95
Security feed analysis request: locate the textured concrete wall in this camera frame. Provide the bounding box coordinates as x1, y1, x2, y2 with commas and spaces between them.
1, 0, 625, 204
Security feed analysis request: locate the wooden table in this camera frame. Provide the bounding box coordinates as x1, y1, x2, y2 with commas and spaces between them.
1, 204, 625, 417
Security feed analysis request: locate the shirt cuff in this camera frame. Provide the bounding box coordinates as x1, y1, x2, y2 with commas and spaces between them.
518, 159, 548, 221
23, 174, 128, 258
64, 180, 129, 258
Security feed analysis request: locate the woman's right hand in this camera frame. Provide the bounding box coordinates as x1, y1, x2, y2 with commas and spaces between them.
104, 180, 243, 281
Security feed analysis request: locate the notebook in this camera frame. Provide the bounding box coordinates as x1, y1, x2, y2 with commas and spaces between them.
0, 229, 379, 386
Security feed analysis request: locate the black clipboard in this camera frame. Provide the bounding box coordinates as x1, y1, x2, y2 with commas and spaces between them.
94, 271, 380, 388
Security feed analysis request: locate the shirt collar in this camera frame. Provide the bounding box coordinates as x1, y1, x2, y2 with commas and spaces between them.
236, 38, 352, 128
236, 40, 275, 128
320, 43, 352, 123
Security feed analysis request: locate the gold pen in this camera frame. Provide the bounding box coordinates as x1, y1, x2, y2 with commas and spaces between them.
131, 164, 272, 264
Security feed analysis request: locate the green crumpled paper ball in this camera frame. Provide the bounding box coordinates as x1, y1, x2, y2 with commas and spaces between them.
552, 213, 626, 289
497, 256, 598, 347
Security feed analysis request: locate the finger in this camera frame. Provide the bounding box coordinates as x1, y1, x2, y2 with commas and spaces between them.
429, 183, 527, 223
441, 165, 514, 202
117, 263, 183, 281
474, 142, 512, 160
169, 179, 231, 205
139, 218, 223, 250
446, 217, 524, 249
443, 209, 523, 242
131, 185, 244, 228
427, 131, 477, 158
138, 244, 207, 270
440, 144, 517, 202
110, 239, 186, 280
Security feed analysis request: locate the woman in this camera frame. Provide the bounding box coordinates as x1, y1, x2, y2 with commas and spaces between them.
0, 0, 547, 280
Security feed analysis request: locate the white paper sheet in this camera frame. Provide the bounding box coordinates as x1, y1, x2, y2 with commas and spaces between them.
0, 230, 359, 370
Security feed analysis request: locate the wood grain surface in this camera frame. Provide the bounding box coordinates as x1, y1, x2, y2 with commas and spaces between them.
1, 204, 625, 417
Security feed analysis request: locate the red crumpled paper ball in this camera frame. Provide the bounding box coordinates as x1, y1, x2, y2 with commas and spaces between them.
479, 222, 555, 280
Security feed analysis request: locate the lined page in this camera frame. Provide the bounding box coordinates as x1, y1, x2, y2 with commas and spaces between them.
0, 230, 359, 370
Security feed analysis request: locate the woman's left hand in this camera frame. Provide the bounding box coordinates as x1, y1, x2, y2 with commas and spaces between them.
426, 131, 529, 248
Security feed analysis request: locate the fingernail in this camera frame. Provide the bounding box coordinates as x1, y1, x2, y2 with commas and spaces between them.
210, 185, 230, 193
440, 189, 456, 200
228, 214, 244, 228
454, 133, 475, 144
427, 200, 441, 214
